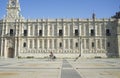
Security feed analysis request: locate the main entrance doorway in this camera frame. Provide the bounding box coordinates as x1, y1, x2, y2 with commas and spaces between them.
8, 48, 14, 58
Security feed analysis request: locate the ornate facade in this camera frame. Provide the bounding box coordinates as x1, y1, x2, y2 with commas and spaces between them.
0, 0, 120, 58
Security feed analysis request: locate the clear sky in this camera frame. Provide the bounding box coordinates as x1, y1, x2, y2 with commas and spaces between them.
0, 0, 120, 19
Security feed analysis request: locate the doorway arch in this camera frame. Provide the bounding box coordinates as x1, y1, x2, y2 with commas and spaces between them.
8, 48, 14, 58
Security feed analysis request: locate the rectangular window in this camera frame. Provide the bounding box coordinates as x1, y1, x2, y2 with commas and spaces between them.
106, 29, 111, 36
107, 42, 110, 47
92, 42, 94, 48
59, 30, 63, 36
24, 30, 27, 36
10, 29, 14, 36
76, 42, 78, 48
91, 29, 95, 36
39, 30, 42, 36
75, 30, 79, 36
23, 42, 27, 47
59, 43, 62, 48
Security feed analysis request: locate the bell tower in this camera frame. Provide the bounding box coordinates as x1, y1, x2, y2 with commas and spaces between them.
6, 0, 21, 19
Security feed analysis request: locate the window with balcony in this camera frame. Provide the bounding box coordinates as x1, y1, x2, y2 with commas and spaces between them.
59, 43, 62, 48
24, 30, 27, 36
59, 30, 63, 36
23, 42, 27, 47
39, 30, 42, 36
76, 42, 78, 48
75, 30, 79, 36
92, 42, 95, 48
91, 29, 95, 36
10, 29, 14, 36
107, 42, 110, 47
106, 29, 111, 36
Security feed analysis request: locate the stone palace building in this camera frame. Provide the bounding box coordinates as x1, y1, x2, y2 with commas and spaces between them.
0, 0, 120, 58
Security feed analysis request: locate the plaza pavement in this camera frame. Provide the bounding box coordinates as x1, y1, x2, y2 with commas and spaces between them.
0, 58, 120, 78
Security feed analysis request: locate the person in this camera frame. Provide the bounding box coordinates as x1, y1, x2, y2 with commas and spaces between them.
49, 52, 56, 60
74, 54, 81, 61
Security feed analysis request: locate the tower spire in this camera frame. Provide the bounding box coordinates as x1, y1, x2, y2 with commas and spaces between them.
92, 13, 96, 20
5, 0, 22, 19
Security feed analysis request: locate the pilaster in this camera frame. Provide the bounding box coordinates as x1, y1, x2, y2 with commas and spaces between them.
117, 19, 120, 57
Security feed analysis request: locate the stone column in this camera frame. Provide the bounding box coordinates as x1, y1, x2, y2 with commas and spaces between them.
27, 39, 29, 49
28, 25, 30, 36
52, 25, 54, 36
32, 39, 34, 48
63, 24, 65, 36
22, 24, 24, 35
56, 39, 59, 49
67, 26, 69, 36
42, 24, 44, 36
52, 39, 54, 49
14, 38, 17, 58
37, 23, 39, 36
42, 39, 44, 49
0, 39, 3, 57
17, 37, 20, 56
68, 39, 70, 49
100, 25, 102, 36
100, 39, 102, 49
35, 39, 37, 49
33, 25, 35, 36
84, 39, 86, 49
63, 39, 65, 51
4, 39, 7, 58
84, 24, 86, 36
95, 39, 97, 53
46, 24, 48, 36
37, 39, 39, 49
72, 39, 74, 53
47, 39, 49, 49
